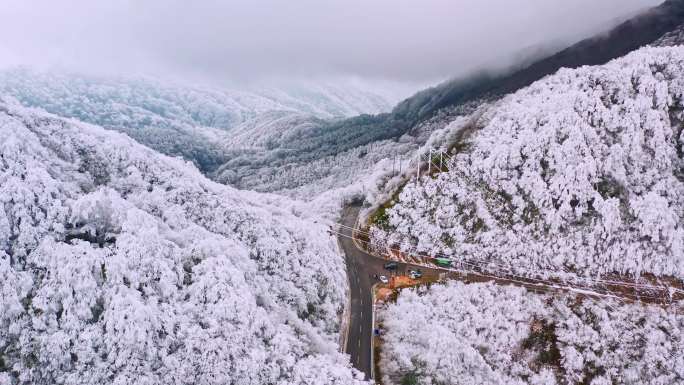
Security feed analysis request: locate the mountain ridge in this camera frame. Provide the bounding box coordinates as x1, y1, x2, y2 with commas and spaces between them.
212, 0, 684, 194
0, 99, 368, 384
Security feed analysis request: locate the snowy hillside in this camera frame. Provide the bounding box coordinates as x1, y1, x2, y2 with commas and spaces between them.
379, 282, 684, 385
0, 100, 368, 384
0, 69, 417, 175
370, 46, 684, 280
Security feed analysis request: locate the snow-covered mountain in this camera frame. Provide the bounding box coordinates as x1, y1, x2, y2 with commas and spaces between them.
0, 100, 368, 385
0, 69, 415, 126
4, 1, 684, 200
213, 0, 684, 196
0, 68, 417, 175
370, 46, 684, 281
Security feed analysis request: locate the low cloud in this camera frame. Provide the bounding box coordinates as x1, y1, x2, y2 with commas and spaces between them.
0, 0, 662, 86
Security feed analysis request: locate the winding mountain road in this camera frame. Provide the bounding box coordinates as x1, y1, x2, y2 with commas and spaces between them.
338, 205, 376, 380
339, 205, 443, 380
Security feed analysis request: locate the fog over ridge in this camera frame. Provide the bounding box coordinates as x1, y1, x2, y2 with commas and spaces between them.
0, 0, 662, 87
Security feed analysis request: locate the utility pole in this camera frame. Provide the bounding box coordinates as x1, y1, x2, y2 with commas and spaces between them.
392, 156, 395, 175
395, 155, 398, 176
440, 151, 443, 171
416, 154, 420, 185
428, 149, 432, 175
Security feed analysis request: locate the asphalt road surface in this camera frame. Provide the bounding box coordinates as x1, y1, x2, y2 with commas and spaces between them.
339, 205, 443, 381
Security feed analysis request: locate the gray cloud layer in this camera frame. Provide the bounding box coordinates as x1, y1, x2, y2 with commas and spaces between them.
0, 0, 662, 85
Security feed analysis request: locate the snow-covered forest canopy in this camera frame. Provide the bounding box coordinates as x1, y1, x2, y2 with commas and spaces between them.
1, 8, 684, 385
0, 100, 369, 385
370, 46, 684, 280
379, 282, 684, 385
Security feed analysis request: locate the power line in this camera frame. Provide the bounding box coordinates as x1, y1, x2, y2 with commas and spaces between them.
336, 223, 681, 295
332, 222, 684, 302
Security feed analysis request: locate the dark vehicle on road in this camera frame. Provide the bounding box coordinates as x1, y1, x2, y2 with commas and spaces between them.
383, 261, 398, 271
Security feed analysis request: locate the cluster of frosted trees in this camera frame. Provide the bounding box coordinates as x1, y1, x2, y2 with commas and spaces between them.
379, 282, 684, 385
0, 101, 368, 385
371, 46, 684, 280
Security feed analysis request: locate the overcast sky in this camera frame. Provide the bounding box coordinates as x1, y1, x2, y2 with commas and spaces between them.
0, 0, 662, 87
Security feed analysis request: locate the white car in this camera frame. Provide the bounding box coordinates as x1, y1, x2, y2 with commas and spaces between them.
409, 270, 422, 279
378, 275, 389, 284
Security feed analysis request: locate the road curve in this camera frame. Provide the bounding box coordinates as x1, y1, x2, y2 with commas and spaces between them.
339, 205, 444, 381
339, 205, 377, 380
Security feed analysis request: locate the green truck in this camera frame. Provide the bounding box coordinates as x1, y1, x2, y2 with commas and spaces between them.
435, 258, 452, 268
